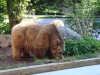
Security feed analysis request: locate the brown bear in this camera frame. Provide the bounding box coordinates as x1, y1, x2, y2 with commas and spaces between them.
11, 22, 64, 60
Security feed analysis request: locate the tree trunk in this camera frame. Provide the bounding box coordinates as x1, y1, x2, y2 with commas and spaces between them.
6, 0, 23, 28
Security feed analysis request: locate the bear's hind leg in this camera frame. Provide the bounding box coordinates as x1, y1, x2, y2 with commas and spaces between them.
12, 47, 22, 60
12, 46, 27, 61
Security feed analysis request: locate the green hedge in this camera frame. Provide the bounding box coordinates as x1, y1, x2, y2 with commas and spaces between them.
64, 35, 100, 56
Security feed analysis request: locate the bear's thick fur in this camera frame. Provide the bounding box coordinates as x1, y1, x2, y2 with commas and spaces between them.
11, 22, 64, 60
51, 20, 65, 27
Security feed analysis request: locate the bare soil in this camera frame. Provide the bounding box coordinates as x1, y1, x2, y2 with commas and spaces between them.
0, 46, 37, 69
0, 46, 62, 70
0, 46, 99, 70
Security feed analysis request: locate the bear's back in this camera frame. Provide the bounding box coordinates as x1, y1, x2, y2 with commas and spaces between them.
11, 22, 42, 52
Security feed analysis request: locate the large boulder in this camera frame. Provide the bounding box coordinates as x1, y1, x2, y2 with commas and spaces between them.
0, 34, 11, 48
51, 20, 83, 41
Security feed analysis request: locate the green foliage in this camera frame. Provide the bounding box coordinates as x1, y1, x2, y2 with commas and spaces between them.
33, 59, 48, 65
30, 0, 82, 15
0, 22, 11, 34
0, 11, 11, 34
0, 56, 6, 61
0, 0, 31, 30
0, 0, 6, 12
93, 18, 100, 29
9, 63, 27, 69
64, 35, 100, 56
0, 63, 27, 70
64, 0, 96, 36
0, 66, 7, 70
11, 0, 29, 18
74, 52, 99, 59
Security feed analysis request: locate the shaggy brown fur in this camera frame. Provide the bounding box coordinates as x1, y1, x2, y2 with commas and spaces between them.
51, 20, 65, 27
11, 22, 64, 60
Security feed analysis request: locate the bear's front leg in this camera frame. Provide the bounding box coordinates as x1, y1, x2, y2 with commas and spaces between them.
34, 47, 46, 59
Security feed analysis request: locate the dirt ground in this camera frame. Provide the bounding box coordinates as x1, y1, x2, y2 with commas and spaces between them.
0, 46, 62, 70
1, 46, 99, 70
0, 46, 38, 68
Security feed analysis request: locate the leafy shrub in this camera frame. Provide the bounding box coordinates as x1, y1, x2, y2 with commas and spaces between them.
0, 21, 11, 34
0, 13, 11, 34
64, 35, 100, 56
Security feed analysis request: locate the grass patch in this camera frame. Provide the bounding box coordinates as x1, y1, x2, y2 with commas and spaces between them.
0, 56, 6, 61
74, 52, 100, 60
9, 63, 27, 69
0, 66, 7, 70
0, 63, 27, 70
0, 51, 100, 70
33, 59, 48, 65
33, 51, 100, 65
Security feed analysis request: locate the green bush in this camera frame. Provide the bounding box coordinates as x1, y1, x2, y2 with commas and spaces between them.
64, 35, 100, 56
0, 22, 11, 34
0, 13, 11, 34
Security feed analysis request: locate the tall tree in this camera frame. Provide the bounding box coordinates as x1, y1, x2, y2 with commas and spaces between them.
7, 0, 23, 28
65, 0, 96, 36
6, 0, 29, 28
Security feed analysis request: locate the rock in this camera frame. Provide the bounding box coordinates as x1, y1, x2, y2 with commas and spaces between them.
58, 26, 83, 41
51, 19, 83, 41
0, 34, 11, 48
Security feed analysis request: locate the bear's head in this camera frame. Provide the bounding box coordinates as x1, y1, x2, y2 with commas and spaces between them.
50, 38, 65, 59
